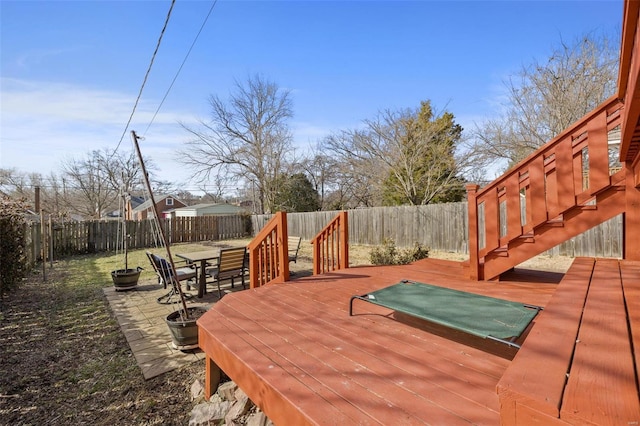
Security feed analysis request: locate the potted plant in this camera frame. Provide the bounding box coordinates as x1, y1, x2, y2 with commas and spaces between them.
165, 305, 207, 350
111, 193, 142, 291
132, 130, 204, 350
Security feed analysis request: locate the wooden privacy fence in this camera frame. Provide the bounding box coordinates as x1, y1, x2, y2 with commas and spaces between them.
253, 204, 469, 253
26, 215, 251, 263
25, 205, 622, 267
252, 203, 623, 257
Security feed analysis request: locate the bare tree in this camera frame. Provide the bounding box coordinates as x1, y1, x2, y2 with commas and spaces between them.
325, 101, 466, 207
0, 169, 66, 217
0, 168, 31, 199
60, 148, 150, 218
300, 146, 341, 210
61, 150, 119, 218
472, 31, 619, 170
179, 75, 294, 214
323, 129, 384, 208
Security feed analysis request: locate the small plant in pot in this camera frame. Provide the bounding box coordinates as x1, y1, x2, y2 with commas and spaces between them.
165, 305, 207, 350
155, 249, 207, 349
111, 266, 142, 291
111, 230, 142, 290
111, 194, 142, 291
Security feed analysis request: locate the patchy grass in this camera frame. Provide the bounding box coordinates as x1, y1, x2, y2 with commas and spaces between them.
0, 249, 204, 425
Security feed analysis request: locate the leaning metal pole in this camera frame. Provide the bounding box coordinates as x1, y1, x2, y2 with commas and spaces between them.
131, 130, 190, 318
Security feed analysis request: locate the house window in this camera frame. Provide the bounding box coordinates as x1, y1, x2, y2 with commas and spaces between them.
166, 198, 174, 206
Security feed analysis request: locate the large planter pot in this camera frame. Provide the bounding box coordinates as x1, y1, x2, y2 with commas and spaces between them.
166, 307, 207, 351
111, 267, 142, 291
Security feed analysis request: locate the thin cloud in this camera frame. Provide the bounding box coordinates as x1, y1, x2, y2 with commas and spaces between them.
0, 78, 197, 184
14, 47, 78, 70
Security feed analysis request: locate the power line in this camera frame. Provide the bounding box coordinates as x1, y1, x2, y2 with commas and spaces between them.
144, 0, 219, 135
112, 0, 176, 156
0, 180, 252, 193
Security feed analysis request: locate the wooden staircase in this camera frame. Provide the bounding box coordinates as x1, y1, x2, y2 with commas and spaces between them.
467, 96, 626, 280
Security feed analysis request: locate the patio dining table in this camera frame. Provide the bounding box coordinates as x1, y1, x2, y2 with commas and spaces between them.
175, 249, 220, 298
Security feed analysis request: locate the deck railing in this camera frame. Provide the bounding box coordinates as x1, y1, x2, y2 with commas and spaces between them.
467, 96, 624, 280
310, 211, 349, 275
247, 212, 289, 288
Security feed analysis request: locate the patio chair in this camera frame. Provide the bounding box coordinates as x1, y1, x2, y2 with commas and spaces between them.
146, 251, 197, 304
206, 247, 247, 299
288, 236, 302, 263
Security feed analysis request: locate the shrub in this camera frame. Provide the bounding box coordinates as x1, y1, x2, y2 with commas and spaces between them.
369, 238, 398, 265
397, 242, 430, 264
0, 197, 28, 301
370, 238, 429, 265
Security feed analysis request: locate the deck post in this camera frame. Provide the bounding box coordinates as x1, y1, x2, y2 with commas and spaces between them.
624, 161, 640, 260
204, 355, 222, 400
277, 212, 290, 283
339, 211, 349, 270
466, 184, 481, 280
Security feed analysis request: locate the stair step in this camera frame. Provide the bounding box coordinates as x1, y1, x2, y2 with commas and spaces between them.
480, 182, 626, 281
492, 247, 509, 257
576, 204, 597, 211
518, 233, 535, 243
544, 219, 564, 227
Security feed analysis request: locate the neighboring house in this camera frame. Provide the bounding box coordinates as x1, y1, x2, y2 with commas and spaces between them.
107, 194, 146, 219
132, 195, 186, 221
170, 203, 248, 218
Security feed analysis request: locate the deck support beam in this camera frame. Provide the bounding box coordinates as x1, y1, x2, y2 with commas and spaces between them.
204, 355, 221, 400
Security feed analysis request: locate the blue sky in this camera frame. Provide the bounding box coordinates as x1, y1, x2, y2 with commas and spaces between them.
0, 0, 623, 193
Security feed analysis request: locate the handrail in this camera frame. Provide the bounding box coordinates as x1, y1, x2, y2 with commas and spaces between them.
467, 96, 623, 279
248, 212, 289, 288
310, 211, 349, 275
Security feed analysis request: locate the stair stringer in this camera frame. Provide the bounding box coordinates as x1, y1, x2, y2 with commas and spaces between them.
482, 185, 626, 280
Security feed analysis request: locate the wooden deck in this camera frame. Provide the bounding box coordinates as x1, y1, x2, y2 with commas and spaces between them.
498, 258, 640, 425
198, 258, 564, 425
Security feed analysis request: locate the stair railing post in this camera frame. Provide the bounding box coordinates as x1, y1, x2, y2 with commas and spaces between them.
277, 212, 290, 283
339, 211, 349, 270
466, 184, 481, 280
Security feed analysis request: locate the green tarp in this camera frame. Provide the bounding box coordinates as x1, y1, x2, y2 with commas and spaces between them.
354, 280, 540, 341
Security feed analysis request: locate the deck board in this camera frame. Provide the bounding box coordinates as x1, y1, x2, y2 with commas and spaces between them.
215, 289, 491, 424
211, 305, 384, 425
560, 259, 640, 424
252, 287, 500, 421
497, 258, 640, 425
496, 257, 594, 419
199, 259, 562, 424
620, 260, 640, 376
274, 282, 510, 381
